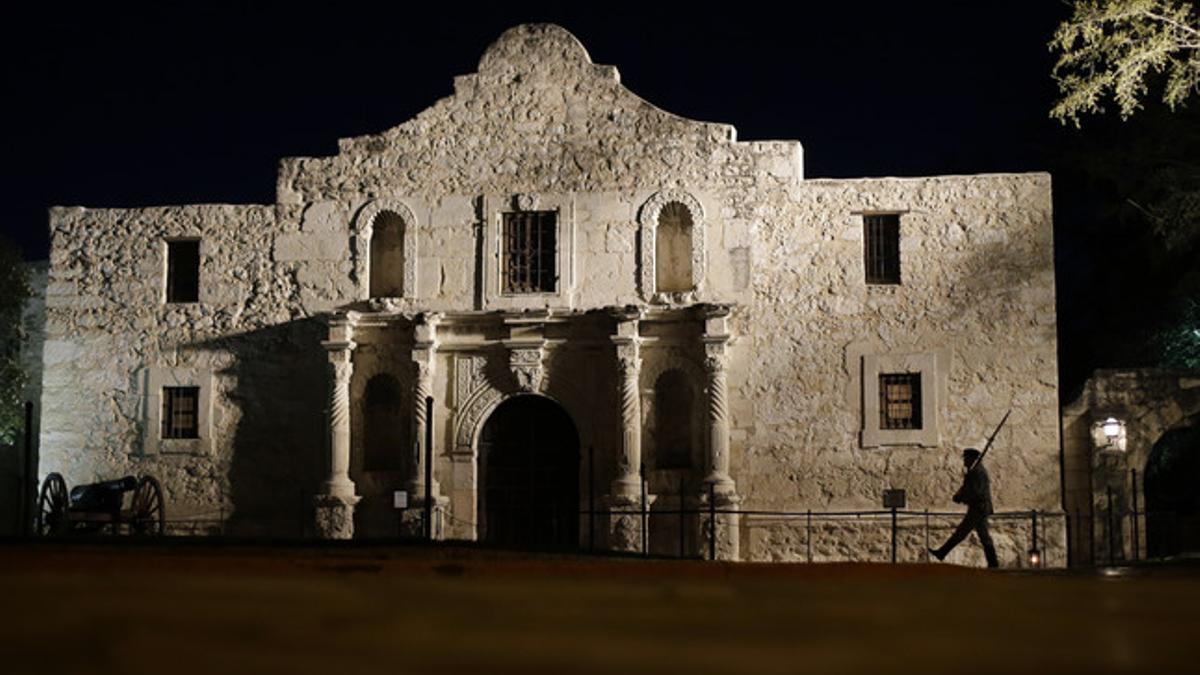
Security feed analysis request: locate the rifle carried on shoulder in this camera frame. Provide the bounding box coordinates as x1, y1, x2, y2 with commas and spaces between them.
968, 409, 1012, 472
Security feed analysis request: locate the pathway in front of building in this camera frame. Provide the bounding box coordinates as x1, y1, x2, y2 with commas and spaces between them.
0, 543, 1195, 674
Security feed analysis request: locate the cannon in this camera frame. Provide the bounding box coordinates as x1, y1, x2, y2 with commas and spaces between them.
35, 473, 165, 536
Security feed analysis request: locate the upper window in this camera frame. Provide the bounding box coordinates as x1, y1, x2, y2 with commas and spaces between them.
502, 210, 557, 294
369, 211, 406, 298
162, 386, 200, 439
879, 373, 922, 430
863, 214, 900, 285
166, 239, 200, 303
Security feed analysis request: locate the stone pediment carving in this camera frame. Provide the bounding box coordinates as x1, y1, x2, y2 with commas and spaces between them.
476, 24, 617, 84
508, 343, 546, 393
321, 24, 740, 168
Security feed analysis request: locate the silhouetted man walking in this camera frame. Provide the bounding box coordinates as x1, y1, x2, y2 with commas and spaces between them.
930, 448, 999, 568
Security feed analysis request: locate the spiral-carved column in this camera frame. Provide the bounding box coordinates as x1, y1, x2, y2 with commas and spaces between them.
606, 307, 650, 552
615, 353, 643, 494
410, 357, 437, 498
700, 304, 739, 560
315, 312, 360, 540
408, 312, 445, 537
704, 352, 733, 491
327, 359, 354, 493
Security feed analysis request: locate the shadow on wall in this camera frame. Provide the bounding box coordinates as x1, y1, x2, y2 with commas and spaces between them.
194, 318, 327, 537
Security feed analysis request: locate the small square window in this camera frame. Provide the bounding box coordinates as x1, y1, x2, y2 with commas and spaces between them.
879, 373, 922, 430
162, 386, 200, 439
166, 239, 200, 303
864, 214, 900, 285
502, 211, 557, 294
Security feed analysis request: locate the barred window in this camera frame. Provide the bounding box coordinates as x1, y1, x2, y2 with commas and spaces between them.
162, 386, 200, 439
502, 211, 557, 294
879, 373, 921, 430
863, 214, 900, 285
166, 239, 200, 303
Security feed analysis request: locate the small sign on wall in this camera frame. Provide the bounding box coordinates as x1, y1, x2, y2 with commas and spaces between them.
393, 490, 408, 509
882, 488, 906, 509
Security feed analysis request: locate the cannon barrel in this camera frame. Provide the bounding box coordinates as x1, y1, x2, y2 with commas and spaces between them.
69, 476, 138, 511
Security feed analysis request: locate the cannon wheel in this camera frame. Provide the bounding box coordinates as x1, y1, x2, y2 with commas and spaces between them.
35, 473, 68, 536
129, 476, 165, 536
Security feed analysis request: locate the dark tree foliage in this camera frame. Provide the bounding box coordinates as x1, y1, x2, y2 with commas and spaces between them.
1155, 296, 1200, 368
1050, 100, 1200, 391
0, 237, 29, 444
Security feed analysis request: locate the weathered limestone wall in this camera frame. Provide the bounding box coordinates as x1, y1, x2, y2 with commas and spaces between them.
732, 174, 1062, 565
39, 205, 328, 534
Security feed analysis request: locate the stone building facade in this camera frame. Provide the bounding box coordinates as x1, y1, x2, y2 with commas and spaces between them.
38, 24, 1062, 564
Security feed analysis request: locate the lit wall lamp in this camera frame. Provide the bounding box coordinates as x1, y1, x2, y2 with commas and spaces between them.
1102, 417, 1121, 443
1092, 416, 1127, 452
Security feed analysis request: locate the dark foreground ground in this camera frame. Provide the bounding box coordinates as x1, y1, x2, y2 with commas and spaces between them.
1, 542, 1197, 675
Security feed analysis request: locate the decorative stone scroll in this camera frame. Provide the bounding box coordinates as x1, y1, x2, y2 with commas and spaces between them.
513, 192, 540, 211
352, 198, 419, 301
454, 386, 506, 451
638, 189, 707, 303
454, 354, 489, 408
509, 345, 546, 392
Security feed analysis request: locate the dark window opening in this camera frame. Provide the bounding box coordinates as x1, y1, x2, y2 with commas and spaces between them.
503, 211, 557, 293
879, 373, 921, 430
166, 240, 200, 303
162, 386, 200, 439
864, 214, 901, 285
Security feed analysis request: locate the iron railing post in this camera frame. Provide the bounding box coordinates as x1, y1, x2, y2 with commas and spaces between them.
20, 401, 33, 537
708, 482, 716, 562
1031, 510, 1039, 564
639, 462, 647, 557
1107, 485, 1115, 565
425, 395, 434, 541
588, 446, 595, 552
678, 473, 686, 558
806, 509, 812, 563
1130, 468, 1139, 562
924, 509, 930, 563
890, 506, 898, 564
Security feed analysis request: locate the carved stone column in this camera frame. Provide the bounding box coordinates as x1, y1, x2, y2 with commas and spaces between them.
315, 312, 360, 539
700, 304, 740, 560
606, 306, 651, 552
408, 312, 447, 537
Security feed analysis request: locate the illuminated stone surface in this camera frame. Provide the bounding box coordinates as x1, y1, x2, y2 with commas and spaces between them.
36, 24, 1060, 563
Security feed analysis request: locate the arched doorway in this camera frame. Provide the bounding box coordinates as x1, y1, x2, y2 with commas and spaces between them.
1144, 424, 1200, 558
479, 395, 580, 550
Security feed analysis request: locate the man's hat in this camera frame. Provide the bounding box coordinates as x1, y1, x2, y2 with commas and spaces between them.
962, 448, 982, 461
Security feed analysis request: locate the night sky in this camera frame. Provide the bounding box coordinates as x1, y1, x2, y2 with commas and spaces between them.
0, 3, 1180, 395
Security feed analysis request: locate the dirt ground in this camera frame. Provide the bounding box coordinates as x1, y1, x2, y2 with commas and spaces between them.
0, 542, 1197, 675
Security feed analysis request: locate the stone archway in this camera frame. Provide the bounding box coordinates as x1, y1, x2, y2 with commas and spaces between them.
1143, 420, 1200, 558
477, 395, 580, 550
1061, 368, 1200, 564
